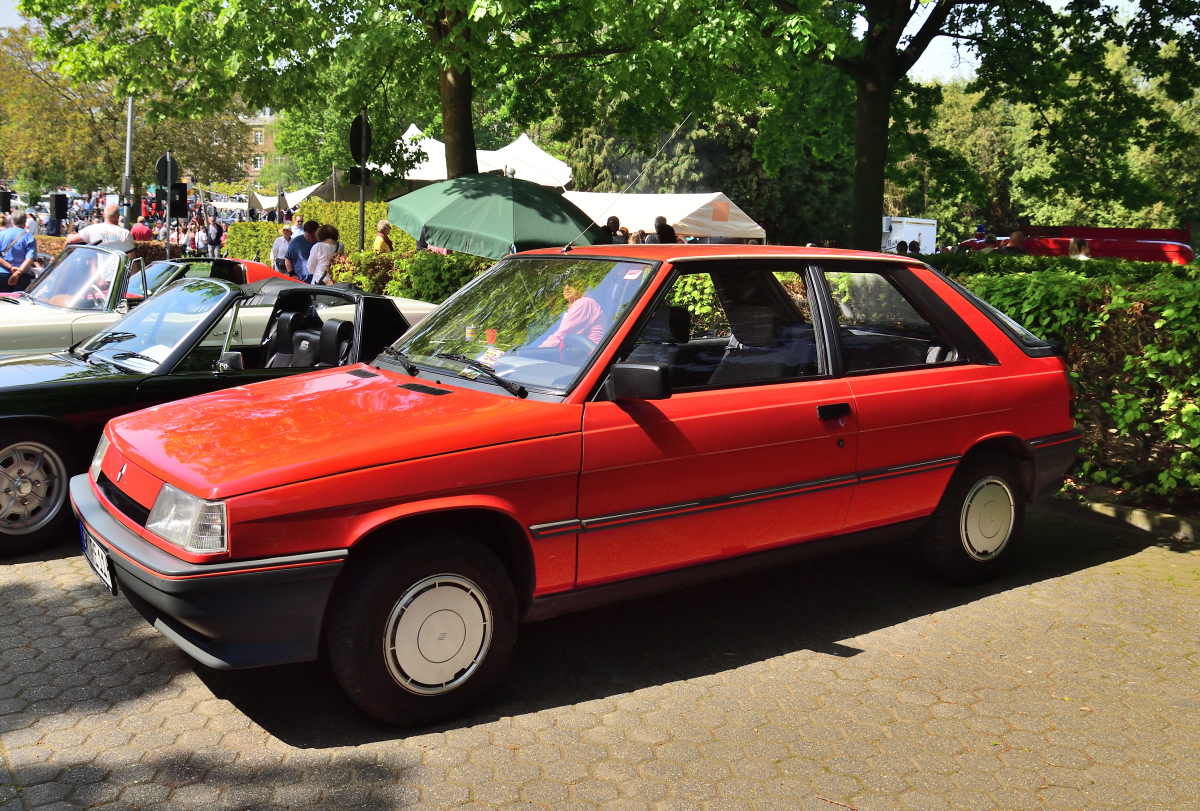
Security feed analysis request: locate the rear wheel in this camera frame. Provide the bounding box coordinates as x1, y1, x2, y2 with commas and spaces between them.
922, 452, 1024, 584
327, 533, 517, 726
0, 430, 78, 558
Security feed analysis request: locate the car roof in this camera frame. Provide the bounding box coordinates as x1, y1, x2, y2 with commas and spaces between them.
521, 243, 916, 265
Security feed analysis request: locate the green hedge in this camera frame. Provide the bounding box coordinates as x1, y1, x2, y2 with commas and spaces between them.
37, 236, 167, 263
331, 248, 491, 303
924, 251, 1198, 282
224, 222, 281, 262
298, 200, 392, 248
951, 269, 1200, 499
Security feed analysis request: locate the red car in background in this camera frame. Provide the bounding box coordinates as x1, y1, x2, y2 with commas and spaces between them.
959, 225, 1195, 264
72, 245, 1080, 725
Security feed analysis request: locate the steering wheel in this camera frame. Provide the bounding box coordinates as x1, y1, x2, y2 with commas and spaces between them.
563, 333, 596, 357
89, 283, 106, 300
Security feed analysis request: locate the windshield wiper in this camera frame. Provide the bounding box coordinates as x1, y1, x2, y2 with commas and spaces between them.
435, 352, 527, 398
79, 332, 137, 360
110, 351, 159, 364
379, 346, 420, 376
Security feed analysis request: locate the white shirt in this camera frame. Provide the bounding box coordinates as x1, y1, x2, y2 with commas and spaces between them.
270, 236, 289, 263
195, 228, 208, 250
308, 241, 337, 285
75, 222, 135, 253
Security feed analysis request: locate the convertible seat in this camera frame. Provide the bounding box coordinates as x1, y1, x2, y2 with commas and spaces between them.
264, 311, 302, 368
316, 319, 354, 367
626, 306, 691, 379
290, 324, 323, 367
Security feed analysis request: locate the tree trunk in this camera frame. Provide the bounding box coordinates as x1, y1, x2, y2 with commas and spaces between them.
440, 64, 478, 178
849, 74, 895, 251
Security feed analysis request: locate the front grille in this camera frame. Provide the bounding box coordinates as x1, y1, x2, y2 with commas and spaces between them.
97, 473, 150, 526
399, 383, 450, 396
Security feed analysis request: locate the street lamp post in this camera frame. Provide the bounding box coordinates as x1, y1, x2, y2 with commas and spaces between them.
121, 96, 134, 228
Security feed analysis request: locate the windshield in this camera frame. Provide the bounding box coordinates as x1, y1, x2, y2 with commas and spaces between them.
25, 247, 121, 310
124, 261, 181, 300
395, 257, 655, 394
77, 278, 235, 372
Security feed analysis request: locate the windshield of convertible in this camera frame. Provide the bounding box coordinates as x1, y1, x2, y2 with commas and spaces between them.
25, 247, 121, 310
392, 257, 654, 394
75, 278, 232, 372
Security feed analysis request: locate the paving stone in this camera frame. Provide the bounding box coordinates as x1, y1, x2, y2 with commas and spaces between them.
0, 512, 1197, 810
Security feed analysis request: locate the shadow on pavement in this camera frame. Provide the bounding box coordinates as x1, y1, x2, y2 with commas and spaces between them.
195, 507, 1156, 748
2, 528, 84, 565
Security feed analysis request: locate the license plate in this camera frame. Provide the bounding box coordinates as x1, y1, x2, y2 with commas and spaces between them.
81, 525, 117, 596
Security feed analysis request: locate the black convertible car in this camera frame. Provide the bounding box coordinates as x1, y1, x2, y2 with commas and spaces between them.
0, 276, 421, 556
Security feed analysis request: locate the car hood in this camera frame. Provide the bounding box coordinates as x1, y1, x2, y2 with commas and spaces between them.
0, 352, 128, 387
0, 298, 74, 357
107, 365, 583, 499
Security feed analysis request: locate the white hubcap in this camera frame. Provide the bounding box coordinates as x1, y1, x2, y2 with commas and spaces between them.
959, 476, 1015, 560
384, 574, 491, 695
1, 442, 66, 536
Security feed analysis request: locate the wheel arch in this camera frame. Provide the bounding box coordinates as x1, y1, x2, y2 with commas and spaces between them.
341, 500, 538, 617
0, 415, 90, 463
959, 434, 1034, 499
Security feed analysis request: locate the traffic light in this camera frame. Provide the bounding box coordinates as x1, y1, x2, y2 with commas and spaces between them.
169, 183, 188, 218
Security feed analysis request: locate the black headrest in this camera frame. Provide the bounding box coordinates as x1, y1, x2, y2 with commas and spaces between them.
274, 310, 303, 344
641, 305, 690, 344
728, 305, 778, 347
318, 319, 354, 364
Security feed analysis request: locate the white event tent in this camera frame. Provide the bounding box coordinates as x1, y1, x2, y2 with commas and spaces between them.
392, 125, 572, 189
563, 191, 766, 240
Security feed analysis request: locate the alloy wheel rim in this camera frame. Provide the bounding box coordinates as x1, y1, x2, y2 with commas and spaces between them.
383, 574, 492, 695
0, 441, 67, 536
959, 476, 1015, 561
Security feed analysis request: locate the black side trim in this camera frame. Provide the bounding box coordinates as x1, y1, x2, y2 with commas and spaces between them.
399, 382, 451, 396
524, 518, 927, 622
532, 456, 959, 538
97, 472, 150, 527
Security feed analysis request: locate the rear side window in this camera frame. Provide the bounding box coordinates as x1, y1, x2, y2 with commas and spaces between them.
932, 270, 1058, 357
822, 271, 958, 373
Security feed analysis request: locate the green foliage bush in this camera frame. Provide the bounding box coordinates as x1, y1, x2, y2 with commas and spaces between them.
224, 222, 281, 262
923, 251, 1197, 282
330, 246, 492, 303
955, 269, 1200, 500
297, 200, 398, 248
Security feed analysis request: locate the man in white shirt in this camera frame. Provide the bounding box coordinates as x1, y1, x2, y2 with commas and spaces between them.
270, 226, 292, 275
65, 204, 135, 255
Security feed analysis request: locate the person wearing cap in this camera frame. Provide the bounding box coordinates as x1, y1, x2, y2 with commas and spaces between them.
270, 225, 292, 275
373, 220, 393, 254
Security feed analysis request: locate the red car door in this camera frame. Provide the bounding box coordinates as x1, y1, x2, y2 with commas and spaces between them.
817, 264, 1000, 531
575, 265, 858, 586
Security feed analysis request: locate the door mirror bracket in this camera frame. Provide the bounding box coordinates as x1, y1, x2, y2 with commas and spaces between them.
214, 352, 244, 374
606, 362, 671, 401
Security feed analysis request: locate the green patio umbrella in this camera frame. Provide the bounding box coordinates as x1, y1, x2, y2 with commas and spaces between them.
387, 174, 611, 260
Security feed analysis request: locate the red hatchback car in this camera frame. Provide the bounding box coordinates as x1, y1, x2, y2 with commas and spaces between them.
71, 245, 1079, 725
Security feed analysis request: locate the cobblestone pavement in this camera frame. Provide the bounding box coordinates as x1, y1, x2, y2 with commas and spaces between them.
1, 508, 1198, 811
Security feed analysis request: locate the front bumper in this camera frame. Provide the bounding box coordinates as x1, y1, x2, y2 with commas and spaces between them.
70, 474, 345, 669
1027, 430, 1083, 501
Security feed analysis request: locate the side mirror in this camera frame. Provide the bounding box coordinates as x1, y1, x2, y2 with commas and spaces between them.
214, 351, 244, 373
115, 299, 129, 315
607, 362, 671, 401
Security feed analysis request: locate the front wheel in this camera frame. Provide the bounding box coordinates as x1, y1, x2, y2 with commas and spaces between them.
922, 453, 1024, 584
327, 533, 517, 726
0, 430, 78, 558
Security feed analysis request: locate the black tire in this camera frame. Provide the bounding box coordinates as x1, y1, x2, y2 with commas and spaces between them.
922, 452, 1025, 584
0, 428, 80, 558
327, 533, 517, 726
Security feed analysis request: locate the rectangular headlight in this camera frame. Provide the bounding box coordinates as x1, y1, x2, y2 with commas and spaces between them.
90, 435, 110, 483
146, 484, 228, 554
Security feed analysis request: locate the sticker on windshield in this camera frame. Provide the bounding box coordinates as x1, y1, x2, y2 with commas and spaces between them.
457, 367, 481, 380
624, 267, 645, 280
475, 346, 506, 368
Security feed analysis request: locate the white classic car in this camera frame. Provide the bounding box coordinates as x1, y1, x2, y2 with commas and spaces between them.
1, 245, 437, 361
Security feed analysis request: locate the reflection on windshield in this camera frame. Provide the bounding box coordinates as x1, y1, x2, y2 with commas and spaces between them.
26, 247, 121, 310
125, 261, 180, 300
78, 278, 232, 372
396, 258, 653, 393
